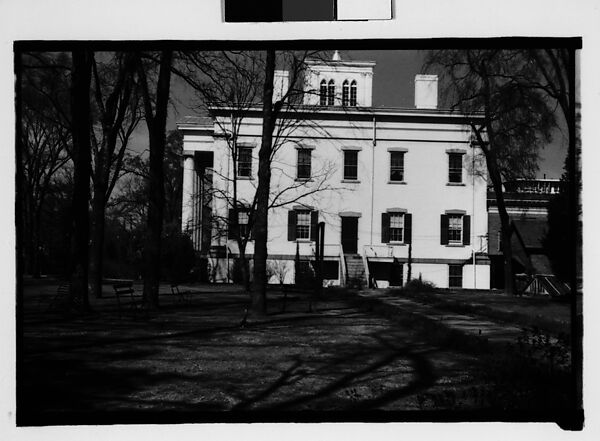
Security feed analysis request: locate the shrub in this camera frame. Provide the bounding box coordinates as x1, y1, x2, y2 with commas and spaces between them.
402, 278, 437, 294
161, 227, 195, 283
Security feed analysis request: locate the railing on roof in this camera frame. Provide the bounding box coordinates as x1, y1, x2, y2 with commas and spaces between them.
503, 179, 562, 195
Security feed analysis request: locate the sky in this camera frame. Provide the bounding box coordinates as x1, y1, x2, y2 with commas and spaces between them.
146, 49, 567, 180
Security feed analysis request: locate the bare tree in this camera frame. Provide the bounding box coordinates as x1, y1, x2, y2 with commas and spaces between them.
174, 50, 336, 298
69, 49, 94, 311
20, 55, 72, 277
425, 50, 556, 295
89, 52, 141, 297
135, 50, 173, 309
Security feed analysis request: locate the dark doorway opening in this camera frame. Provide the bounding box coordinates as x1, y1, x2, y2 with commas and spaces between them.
341, 217, 358, 254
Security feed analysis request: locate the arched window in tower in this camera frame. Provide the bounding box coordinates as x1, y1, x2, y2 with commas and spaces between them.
319, 79, 327, 106
342, 80, 349, 106
327, 79, 335, 106
350, 80, 357, 106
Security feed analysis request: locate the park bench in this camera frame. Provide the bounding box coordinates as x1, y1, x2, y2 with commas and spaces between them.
170, 283, 190, 304
41, 280, 83, 312
113, 281, 142, 316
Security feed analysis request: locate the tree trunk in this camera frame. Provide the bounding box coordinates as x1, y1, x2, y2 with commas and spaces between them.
90, 187, 106, 298
482, 143, 515, 295
142, 127, 165, 308
238, 242, 251, 292
69, 50, 93, 312
251, 49, 277, 316
32, 204, 43, 278
407, 242, 412, 283
140, 50, 172, 309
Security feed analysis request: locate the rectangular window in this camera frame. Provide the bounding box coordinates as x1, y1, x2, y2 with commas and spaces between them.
237, 147, 252, 177
448, 214, 463, 244
390, 151, 404, 181
449, 264, 463, 288
296, 210, 311, 239
297, 149, 312, 179
238, 211, 249, 238
389, 213, 404, 242
448, 153, 463, 183
343, 150, 358, 180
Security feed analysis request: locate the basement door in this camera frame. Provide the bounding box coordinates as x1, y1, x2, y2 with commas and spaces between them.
341, 217, 358, 254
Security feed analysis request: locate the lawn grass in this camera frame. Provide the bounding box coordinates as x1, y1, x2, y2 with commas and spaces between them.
388, 286, 574, 336
17, 282, 577, 425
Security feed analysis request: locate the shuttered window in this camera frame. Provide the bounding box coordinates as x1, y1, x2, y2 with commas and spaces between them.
228, 208, 251, 239
440, 214, 471, 245
382, 212, 412, 244
288, 209, 318, 241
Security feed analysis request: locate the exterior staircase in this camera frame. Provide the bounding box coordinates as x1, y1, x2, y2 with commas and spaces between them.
344, 254, 367, 289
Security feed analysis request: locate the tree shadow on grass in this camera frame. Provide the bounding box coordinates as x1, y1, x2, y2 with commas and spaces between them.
20, 297, 446, 424
231, 329, 436, 412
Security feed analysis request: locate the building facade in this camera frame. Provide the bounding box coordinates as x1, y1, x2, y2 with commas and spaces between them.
178, 54, 490, 289
487, 178, 564, 292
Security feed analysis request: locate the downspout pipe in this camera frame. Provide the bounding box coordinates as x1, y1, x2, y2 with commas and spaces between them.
370, 116, 376, 246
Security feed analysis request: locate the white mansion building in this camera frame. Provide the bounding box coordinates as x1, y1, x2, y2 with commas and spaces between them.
178, 53, 490, 289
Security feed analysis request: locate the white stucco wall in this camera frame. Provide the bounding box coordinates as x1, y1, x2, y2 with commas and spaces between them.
179, 108, 490, 289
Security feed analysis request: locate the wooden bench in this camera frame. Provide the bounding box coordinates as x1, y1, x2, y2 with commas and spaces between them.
170, 283, 190, 303
113, 281, 141, 315
45, 281, 73, 311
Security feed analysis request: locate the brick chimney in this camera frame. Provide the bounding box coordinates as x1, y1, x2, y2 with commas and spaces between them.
414, 74, 438, 109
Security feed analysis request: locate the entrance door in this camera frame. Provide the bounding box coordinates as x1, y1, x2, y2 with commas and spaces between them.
341, 217, 358, 254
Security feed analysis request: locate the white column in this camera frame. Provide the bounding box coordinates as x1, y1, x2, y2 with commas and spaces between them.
181, 154, 196, 234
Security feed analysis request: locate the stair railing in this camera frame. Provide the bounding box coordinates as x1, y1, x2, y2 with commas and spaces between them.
361, 246, 371, 289
339, 245, 347, 287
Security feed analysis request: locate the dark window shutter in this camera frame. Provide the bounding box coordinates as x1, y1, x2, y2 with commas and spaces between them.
228, 209, 236, 239
287, 210, 297, 241
463, 215, 471, 245
440, 214, 449, 245
404, 213, 412, 244
310, 210, 319, 241
381, 213, 390, 243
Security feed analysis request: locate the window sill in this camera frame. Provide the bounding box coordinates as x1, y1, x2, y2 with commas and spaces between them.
445, 243, 465, 247
341, 179, 360, 184
388, 242, 406, 246
237, 176, 254, 181
295, 239, 313, 243
446, 182, 465, 186
387, 180, 407, 185
295, 178, 313, 182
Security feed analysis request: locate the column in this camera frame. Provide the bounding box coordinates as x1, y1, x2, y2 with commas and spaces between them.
181, 154, 196, 236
